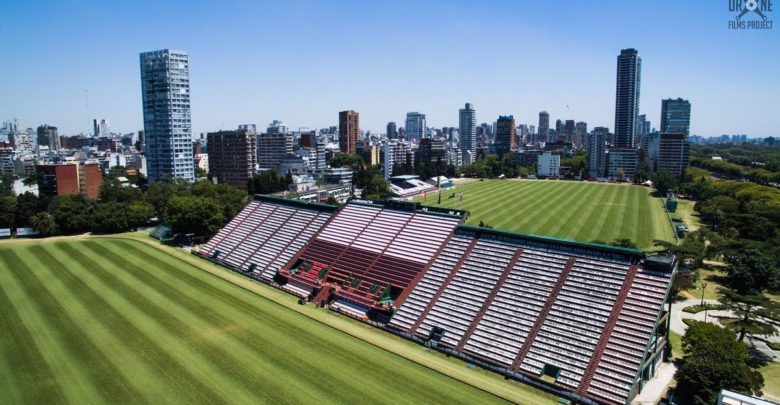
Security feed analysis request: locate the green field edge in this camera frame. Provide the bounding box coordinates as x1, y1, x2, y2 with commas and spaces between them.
91, 234, 557, 404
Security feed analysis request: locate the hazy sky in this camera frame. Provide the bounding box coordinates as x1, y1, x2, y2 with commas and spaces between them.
1, 0, 778, 137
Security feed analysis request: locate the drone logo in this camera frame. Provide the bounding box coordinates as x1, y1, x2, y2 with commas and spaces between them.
728, 0, 774, 29
738, 0, 768, 20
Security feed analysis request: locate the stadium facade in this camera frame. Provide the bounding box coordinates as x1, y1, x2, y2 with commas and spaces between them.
196, 195, 676, 405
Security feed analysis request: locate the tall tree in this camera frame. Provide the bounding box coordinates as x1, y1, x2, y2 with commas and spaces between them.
29, 212, 57, 236
674, 321, 764, 405
652, 169, 679, 196
164, 195, 224, 237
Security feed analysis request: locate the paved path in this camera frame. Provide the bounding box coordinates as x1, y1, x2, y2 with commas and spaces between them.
670, 298, 779, 362
632, 362, 676, 405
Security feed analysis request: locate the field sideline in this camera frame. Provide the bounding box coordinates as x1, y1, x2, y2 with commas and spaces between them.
0, 236, 556, 404
415, 180, 675, 250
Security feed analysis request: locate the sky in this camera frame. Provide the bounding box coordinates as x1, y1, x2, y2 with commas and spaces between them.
1, 0, 779, 138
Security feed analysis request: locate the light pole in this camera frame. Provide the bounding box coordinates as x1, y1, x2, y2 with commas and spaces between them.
700, 282, 708, 307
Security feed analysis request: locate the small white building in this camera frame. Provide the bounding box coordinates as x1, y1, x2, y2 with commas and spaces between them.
537, 151, 560, 178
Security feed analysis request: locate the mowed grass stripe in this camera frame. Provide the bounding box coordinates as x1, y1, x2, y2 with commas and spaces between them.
41, 243, 229, 404
86, 241, 350, 404
0, 249, 141, 403
28, 245, 169, 403
54, 242, 277, 404
417, 181, 675, 249
97, 239, 502, 404
572, 184, 621, 243
0, 271, 67, 404
544, 184, 603, 238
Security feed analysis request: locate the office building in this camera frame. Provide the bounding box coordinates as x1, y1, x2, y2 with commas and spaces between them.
608, 148, 639, 179
650, 132, 690, 179
537, 111, 550, 144
36, 162, 102, 199
660, 98, 691, 136
257, 132, 293, 169
587, 129, 607, 178
339, 110, 359, 155
459, 103, 476, 165
537, 151, 560, 178
207, 129, 257, 190
614, 48, 642, 148
494, 116, 516, 155
387, 122, 398, 139
266, 120, 287, 134
563, 120, 575, 143
140, 49, 194, 182
636, 114, 651, 138
36, 125, 60, 151
405, 112, 426, 141
574, 121, 587, 148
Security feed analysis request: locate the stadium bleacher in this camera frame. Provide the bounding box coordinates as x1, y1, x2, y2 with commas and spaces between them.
387, 225, 674, 405
197, 195, 337, 282
197, 195, 674, 405
277, 200, 466, 318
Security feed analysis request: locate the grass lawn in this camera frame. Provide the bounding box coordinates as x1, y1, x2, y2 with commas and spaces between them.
691, 266, 728, 300
672, 199, 702, 232
0, 236, 556, 405
415, 180, 675, 250
669, 331, 684, 360
760, 362, 780, 401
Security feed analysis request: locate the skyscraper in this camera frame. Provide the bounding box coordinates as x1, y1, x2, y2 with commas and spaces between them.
614, 48, 642, 148
140, 49, 194, 182
257, 132, 293, 169
405, 112, 426, 141
660, 98, 691, 136
574, 121, 587, 148
588, 128, 607, 178
386, 122, 398, 139
537, 111, 550, 144
338, 110, 359, 155
494, 116, 516, 155
564, 120, 575, 143
459, 103, 476, 165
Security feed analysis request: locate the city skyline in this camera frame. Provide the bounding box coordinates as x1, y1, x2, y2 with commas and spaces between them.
1, 1, 778, 137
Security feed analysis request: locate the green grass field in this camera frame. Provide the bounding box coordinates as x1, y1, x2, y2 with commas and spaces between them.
416, 180, 675, 250
0, 237, 556, 404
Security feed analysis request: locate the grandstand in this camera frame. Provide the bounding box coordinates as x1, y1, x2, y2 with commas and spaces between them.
387, 225, 674, 405
197, 195, 675, 405
277, 199, 466, 319
388, 175, 437, 198
197, 195, 338, 282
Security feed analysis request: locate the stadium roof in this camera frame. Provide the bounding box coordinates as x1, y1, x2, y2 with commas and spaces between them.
457, 224, 646, 259
254, 194, 340, 212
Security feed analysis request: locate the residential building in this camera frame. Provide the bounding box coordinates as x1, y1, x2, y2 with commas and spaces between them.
405, 112, 426, 141
660, 98, 691, 136
537, 151, 560, 178
321, 167, 354, 186
383, 140, 411, 179
459, 103, 476, 165
36, 125, 60, 151
140, 49, 193, 182
419, 138, 446, 163
537, 111, 550, 144
338, 110, 359, 155
614, 48, 642, 148
207, 129, 257, 190
564, 120, 575, 143
257, 132, 293, 169
36, 162, 102, 199
587, 129, 607, 178
494, 115, 516, 155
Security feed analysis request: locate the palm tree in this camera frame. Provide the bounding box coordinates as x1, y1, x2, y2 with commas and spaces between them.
29, 212, 57, 236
